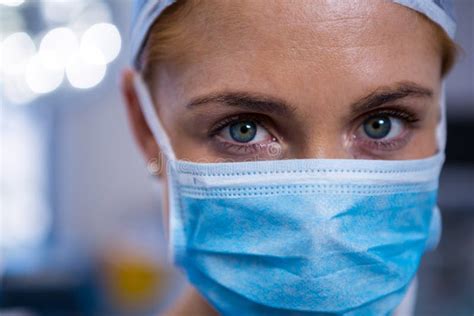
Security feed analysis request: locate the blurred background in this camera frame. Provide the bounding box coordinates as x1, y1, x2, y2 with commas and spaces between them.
0, 0, 472, 315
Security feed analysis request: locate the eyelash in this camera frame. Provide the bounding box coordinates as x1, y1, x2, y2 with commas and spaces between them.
363, 107, 420, 124
209, 106, 420, 156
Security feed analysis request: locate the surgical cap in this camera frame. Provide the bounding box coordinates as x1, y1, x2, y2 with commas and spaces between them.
130, 0, 456, 69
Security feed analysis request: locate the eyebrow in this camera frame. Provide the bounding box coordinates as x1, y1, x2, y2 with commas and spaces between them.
185, 81, 433, 117
350, 81, 433, 115
186, 91, 297, 117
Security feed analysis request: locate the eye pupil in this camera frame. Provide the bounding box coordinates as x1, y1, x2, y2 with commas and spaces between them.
230, 121, 257, 143
240, 125, 250, 134
372, 120, 382, 129
364, 116, 391, 139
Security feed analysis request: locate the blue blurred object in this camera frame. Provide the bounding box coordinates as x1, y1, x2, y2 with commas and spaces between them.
0, 247, 100, 316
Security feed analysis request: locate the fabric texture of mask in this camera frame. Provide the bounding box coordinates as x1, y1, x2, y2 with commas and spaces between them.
134, 75, 446, 315
129, 0, 456, 69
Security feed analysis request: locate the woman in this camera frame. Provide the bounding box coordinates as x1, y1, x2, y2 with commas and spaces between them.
121, 0, 458, 315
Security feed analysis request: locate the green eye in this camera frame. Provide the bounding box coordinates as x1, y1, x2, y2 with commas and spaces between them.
229, 121, 257, 143
363, 115, 392, 139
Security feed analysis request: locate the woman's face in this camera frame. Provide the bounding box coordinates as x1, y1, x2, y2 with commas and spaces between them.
124, 0, 443, 222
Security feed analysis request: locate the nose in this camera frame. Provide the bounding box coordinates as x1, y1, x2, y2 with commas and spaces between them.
294, 133, 354, 159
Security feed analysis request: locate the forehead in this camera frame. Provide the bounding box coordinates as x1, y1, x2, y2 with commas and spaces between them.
151, 0, 441, 106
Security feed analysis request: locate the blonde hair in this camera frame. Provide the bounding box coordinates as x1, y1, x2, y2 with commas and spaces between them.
138, 0, 459, 80
138, 0, 196, 81
435, 20, 460, 76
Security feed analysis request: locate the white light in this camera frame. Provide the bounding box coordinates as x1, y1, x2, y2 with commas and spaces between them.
80, 44, 106, 66
39, 27, 79, 71
3, 72, 37, 104
25, 54, 64, 94
1, 32, 35, 75
80, 23, 121, 65
0, 0, 25, 7
69, 1, 112, 35
1, 114, 51, 250
40, 0, 86, 25
2, 198, 50, 249
66, 53, 106, 89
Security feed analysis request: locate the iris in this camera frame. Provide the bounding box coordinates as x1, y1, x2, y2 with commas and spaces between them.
230, 121, 257, 143
363, 116, 392, 139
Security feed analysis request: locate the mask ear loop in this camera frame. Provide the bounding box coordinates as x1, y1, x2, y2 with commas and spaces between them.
133, 73, 177, 161
426, 82, 447, 251
133, 73, 186, 262
436, 82, 447, 154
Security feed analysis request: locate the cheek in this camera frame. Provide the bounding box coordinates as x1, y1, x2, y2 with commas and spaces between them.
402, 104, 440, 159
405, 128, 438, 158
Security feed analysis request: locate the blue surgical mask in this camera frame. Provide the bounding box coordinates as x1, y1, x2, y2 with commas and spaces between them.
134, 75, 444, 315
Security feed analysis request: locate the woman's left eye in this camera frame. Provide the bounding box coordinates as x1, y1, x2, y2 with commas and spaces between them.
220, 120, 272, 144
360, 115, 404, 140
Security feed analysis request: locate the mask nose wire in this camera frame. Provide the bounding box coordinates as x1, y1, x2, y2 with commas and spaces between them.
133, 73, 177, 161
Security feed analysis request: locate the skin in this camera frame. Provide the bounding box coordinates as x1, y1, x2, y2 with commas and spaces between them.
121, 1, 443, 314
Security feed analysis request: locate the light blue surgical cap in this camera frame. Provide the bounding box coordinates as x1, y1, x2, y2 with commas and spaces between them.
130, 0, 456, 69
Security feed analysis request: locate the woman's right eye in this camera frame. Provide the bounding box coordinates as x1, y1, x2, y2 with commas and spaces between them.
211, 117, 281, 158
223, 120, 266, 143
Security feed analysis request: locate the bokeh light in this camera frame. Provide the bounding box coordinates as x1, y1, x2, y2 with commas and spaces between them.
66, 53, 106, 89
1, 32, 35, 75
80, 23, 121, 65
40, 0, 86, 25
1, 0, 121, 104
38, 27, 79, 71
68, 1, 112, 35
25, 54, 64, 94
3, 72, 37, 105
0, 0, 25, 7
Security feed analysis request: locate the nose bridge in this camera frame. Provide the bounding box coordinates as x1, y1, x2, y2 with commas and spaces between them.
289, 89, 355, 160
297, 128, 353, 160
306, 139, 352, 159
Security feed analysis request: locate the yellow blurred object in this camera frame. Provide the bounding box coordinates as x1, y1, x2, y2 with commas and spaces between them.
101, 248, 169, 311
